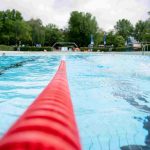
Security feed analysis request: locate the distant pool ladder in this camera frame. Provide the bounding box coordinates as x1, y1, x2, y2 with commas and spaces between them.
142, 43, 149, 55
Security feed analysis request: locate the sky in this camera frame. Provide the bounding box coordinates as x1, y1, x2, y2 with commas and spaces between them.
0, 0, 149, 31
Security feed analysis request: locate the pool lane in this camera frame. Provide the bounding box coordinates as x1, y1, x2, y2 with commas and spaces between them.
66, 54, 150, 150
0, 55, 61, 136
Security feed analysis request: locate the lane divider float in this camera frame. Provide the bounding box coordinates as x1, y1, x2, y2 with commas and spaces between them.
0, 60, 81, 150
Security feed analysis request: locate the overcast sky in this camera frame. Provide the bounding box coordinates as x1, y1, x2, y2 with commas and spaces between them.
0, 0, 149, 31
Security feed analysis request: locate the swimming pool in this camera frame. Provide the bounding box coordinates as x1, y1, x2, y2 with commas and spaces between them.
0, 53, 150, 149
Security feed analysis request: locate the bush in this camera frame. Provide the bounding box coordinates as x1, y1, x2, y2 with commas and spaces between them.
0, 45, 15, 51
80, 47, 89, 51
80, 47, 109, 52
114, 35, 125, 47
113, 47, 129, 51
14, 46, 52, 51
93, 47, 109, 52
80, 46, 143, 52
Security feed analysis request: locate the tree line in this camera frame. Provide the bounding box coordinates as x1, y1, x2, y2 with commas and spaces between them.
0, 9, 149, 47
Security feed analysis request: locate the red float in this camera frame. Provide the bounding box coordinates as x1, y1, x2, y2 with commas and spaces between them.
0, 60, 81, 150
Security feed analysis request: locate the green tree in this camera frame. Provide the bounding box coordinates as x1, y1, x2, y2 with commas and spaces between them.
143, 20, 150, 42
27, 18, 45, 46
0, 9, 31, 45
94, 28, 104, 46
0, 10, 18, 45
14, 20, 31, 45
114, 19, 134, 40
106, 31, 115, 45
106, 31, 125, 47
0, 12, 3, 31
134, 11, 150, 42
134, 20, 147, 42
114, 35, 125, 47
45, 24, 64, 46
68, 11, 99, 47
143, 11, 150, 42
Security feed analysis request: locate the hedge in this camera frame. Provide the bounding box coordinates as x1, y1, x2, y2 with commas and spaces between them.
113, 47, 133, 51
0, 44, 149, 52
93, 47, 109, 52
80, 47, 125, 52
14, 46, 52, 51
80, 47, 88, 51
80, 46, 150, 52
0, 45, 53, 51
0, 45, 15, 51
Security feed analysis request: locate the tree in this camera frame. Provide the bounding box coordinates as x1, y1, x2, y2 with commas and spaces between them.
106, 31, 125, 47
0, 9, 31, 45
27, 19, 45, 46
143, 20, 150, 42
114, 19, 134, 40
134, 20, 147, 42
106, 31, 115, 46
0, 10, 18, 45
134, 11, 150, 42
114, 35, 125, 47
14, 20, 31, 44
0, 12, 3, 31
143, 11, 150, 42
94, 28, 104, 46
68, 11, 99, 47
45, 24, 64, 46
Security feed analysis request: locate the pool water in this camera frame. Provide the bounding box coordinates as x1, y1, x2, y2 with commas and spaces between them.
0, 53, 150, 150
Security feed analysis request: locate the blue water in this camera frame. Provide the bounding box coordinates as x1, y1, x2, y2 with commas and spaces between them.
0, 53, 150, 150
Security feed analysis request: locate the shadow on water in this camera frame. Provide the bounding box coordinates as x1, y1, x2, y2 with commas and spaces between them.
114, 91, 150, 113
113, 81, 150, 150
0, 57, 38, 75
121, 116, 150, 150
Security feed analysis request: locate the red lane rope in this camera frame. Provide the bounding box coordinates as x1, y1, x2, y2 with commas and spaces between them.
0, 60, 81, 150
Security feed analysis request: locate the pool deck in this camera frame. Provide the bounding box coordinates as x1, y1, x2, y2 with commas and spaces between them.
0, 51, 150, 56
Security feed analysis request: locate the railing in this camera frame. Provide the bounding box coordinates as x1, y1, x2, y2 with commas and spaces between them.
142, 43, 149, 55
52, 42, 78, 51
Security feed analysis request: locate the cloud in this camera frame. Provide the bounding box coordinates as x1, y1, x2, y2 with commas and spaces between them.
0, 0, 149, 31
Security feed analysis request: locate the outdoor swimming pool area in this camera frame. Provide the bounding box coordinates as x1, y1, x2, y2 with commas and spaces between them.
0, 53, 150, 150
